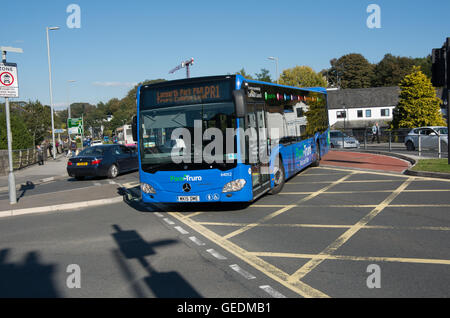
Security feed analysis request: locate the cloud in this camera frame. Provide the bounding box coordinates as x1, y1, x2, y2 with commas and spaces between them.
92, 81, 137, 88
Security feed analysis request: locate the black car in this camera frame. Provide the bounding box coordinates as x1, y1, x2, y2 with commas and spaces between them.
67, 144, 138, 180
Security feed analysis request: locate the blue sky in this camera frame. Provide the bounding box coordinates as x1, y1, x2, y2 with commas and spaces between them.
1, 0, 449, 109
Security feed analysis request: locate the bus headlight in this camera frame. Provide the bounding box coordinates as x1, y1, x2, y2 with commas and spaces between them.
222, 179, 246, 193
141, 183, 156, 194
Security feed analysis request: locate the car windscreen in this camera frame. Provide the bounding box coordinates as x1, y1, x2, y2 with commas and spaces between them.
436, 127, 448, 135
78, 147, 106, 156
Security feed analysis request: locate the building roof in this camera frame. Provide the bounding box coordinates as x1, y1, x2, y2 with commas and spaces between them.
327, 86, 400, 109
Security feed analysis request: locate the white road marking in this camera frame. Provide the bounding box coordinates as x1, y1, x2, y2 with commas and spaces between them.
189, 236, 206, 246
163, 218, 175, 225
230, 264, 256, 280
259, 285, 286, 298
93, 182, 101, 186
154, 212, 164, 217
174, 226, 189, 234
108, 180, 117, 185
206, 249, 227, 260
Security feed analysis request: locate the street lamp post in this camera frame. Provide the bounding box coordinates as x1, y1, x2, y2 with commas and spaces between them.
268, 56, 279, 84
67, 80, 76, 119
46, 26, 59, 160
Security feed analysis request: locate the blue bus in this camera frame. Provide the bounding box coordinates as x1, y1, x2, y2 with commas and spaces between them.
132, 75, 330, 203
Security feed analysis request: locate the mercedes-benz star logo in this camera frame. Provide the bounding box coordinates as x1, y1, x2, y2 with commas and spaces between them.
182, 183, 191, 192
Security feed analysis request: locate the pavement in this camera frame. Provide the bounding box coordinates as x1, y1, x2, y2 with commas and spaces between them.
0, 154, 134, 217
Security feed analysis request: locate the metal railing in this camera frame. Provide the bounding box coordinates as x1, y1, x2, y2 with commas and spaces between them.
336, 128, 448, 158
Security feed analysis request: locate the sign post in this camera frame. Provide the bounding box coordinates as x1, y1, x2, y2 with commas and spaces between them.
432, 38, 450, 164
1, 46, 23, 205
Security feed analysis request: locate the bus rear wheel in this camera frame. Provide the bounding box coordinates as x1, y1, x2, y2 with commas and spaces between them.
269, 157, 285, 195
311, 141, 321, 167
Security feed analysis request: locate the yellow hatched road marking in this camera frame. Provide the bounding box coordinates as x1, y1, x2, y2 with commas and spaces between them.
247, 252, 450, 266
318, 166, 450, 182
288, 177, 414, 283
222, 173, 356, 240
179, 212, 204, 219
195, 222, 450, 232
169, 211, 329, 298
280, 189, 450, 195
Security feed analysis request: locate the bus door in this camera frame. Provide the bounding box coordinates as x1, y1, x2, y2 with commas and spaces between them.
246, 103, 271, 197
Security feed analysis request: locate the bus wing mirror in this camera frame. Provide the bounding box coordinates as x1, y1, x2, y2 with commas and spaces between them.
233, 90, 246, 118
132, 115, 138, 142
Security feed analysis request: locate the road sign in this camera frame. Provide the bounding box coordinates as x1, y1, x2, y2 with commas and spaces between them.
54, 128, 65, 133
0, 63, 19, 98
67, 117, 83, 135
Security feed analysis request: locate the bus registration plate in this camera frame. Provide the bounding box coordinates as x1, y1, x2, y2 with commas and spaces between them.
177, 196, 200, 202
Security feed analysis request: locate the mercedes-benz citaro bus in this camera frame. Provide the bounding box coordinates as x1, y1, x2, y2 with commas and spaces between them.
132, 75, 330, 204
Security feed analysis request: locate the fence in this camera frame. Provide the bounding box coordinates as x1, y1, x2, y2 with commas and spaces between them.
337, 128, 449, 159
0, 145, 62, 176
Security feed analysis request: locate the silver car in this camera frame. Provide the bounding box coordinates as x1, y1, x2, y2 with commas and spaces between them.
329, 130, 360, 149
404, 126, 448, 151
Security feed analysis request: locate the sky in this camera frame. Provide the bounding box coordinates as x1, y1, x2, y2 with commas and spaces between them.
1, 0, 450, 109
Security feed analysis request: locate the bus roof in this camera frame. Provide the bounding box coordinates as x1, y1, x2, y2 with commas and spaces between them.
139, 75, 327, 95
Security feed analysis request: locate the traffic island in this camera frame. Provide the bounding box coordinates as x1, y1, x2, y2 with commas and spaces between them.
321, 150, 411, 173
405, 159, 450, 180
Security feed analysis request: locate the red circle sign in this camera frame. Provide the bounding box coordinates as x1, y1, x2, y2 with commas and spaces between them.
0, 72, 14, 86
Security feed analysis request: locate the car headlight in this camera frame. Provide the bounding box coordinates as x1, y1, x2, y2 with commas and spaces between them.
141, 183, 156, 194
222, 179, 246, 193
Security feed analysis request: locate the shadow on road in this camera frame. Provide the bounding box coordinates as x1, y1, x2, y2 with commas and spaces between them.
0, 249, 61, 297
111, 224, 202, 298
17, 181, 35, 202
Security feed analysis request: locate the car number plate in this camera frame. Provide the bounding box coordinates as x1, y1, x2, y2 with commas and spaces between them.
177, 196, 200, 202
77, 162, 88, 166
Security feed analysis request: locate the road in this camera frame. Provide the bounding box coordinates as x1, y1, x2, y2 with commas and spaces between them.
1, 165, 450, 297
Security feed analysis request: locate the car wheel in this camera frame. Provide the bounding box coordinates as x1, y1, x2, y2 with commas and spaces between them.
406, 141, 415, 151
269, 157, 285, 195
108, 164, 119, 179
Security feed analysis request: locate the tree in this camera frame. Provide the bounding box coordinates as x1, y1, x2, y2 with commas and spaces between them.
391, 66, 446, 129
0, 112, 33, 150
255, 68, 272, 83
235, 68, 254, 80
279, 66, 326, 88
372, 54, 415, 87
22, 100, 52, 147
413, 55, 432, 79
327, 53, 374, 89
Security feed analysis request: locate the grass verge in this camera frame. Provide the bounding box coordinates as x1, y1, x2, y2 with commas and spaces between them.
412, 159, 450, 174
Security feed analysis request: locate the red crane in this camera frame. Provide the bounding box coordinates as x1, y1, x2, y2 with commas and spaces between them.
169, 57, 194, 78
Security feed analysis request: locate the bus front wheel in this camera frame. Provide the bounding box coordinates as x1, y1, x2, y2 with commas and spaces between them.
269, 157, 285, 195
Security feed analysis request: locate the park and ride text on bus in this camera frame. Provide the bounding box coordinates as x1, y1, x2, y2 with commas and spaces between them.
133, 75, 330, 204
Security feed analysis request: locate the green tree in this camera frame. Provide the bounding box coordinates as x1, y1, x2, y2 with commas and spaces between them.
22, 100, 52, 147
235, 68, 254, 80
413, 55, 432, 79
279, 66, 326, 88
327, 53, 374, 89
372, 54, 415, 87
391, 66, 446, 129
255, 68, 272, 83
0, 112, 33, 150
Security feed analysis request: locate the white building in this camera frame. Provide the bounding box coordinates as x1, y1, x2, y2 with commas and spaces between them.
327, 86, 399, 131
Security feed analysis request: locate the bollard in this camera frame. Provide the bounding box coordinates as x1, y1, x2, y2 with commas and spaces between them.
389, 131, 392, 152
438, 133, 441, 159
418, 134, 422, 157
364, 132, 367, 150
